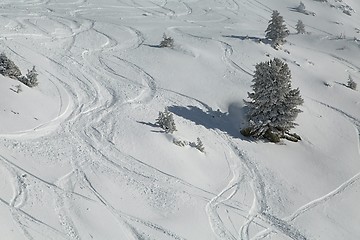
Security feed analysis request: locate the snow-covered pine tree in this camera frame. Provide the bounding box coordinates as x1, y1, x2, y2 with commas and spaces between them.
156, 111, 166, 128
156, 108, 177, 133
296, 20, 306, 34
242, 58, 303, 142
265, 10, 289, 48
0, 53, 22, 79
347, 75, 357, 90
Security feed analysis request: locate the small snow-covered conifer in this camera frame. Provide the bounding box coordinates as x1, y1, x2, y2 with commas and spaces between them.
265, 11, 289, 48
242, 58, 303, 142
296, 20, 306, 34
160, 34, 174, 48
347, 75, 357, 90
156, 108, 177, 133
297, 2, 306, 12
195, 137, 205, 152
20, 66, 38, 87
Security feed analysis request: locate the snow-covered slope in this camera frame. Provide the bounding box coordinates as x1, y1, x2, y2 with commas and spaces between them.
0, 0, 359, 239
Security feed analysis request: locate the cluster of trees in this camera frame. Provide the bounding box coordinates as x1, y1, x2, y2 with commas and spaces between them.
0, 53, 39, 88
265, 10, 306, 49
153, 8, 356, 144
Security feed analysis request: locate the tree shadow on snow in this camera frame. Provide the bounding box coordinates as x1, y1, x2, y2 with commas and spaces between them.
223, 35, 272, 45
143, 44, 162, 48
288, 7, 316, 16
168, 103, 249, 139
137, 121, 166, 133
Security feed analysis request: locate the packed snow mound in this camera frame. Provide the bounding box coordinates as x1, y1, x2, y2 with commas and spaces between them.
0, 0, 359, 240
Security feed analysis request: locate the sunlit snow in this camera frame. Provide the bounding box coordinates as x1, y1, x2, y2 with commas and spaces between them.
0, 0, 359, 239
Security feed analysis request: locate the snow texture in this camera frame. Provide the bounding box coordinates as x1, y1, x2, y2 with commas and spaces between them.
0, 0, 360, 240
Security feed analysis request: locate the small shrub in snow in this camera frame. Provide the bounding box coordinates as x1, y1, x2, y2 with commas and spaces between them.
0, 53, 22, 79
19, 66, 39, 88
242, 58, 303, 142
195, 137, 205, 152
323, 81, 332, 87
160, 34, 174, 48
156, 107, 177, 133
173, 139, 187, 147
284, 132, 302, 142
296, 20, 306, 34
265, 10, 289, 48
15, 84, 22, 93
297, 2, 306, 12
174, 137, 205, 152
343, 10, 351, 16
347, 75, 357, 90
189, 138, 205, 152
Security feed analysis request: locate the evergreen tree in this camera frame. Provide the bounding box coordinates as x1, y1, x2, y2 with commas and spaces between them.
0, 53, 22, 79
160, 34, 174, 48
19, 66, 39, 87
296, 20, 306, 34
242, 58, 303, 142
25, 66, 39, 87
347, 75, 357, 90
156, 108, 177, 133
265, 10, 289, 48
195, 137, 205, 152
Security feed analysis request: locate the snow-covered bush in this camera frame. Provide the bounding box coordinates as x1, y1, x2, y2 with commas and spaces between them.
347, 75, 357, 90
265, 10, 289, 48
297, 1, 306, 12
241, 58, 303, 142
19, 66, 39, 88
173, 139, 187, 147
156, 107, 177, 133
190, 139, 205, 152
0, 53, 22, 79
15, 84, 22, 93
160, 34, 174, 48
195, 137, 205, 152
174, 137, 205, 152
296, 20, 306, 34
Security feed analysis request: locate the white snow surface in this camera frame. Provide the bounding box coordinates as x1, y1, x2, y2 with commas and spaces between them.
0, 0, 360, 239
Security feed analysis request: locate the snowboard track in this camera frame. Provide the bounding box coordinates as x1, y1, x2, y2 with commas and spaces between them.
1, 0, 359, 239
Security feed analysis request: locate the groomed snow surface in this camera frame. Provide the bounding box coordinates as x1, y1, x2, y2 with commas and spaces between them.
0, 0, 360, 239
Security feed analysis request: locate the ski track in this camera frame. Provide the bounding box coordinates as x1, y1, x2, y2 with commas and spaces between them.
1, 0, 359, 239
204, 129, 312, 240
250, 101, 360, 240
168, 26, 254, 78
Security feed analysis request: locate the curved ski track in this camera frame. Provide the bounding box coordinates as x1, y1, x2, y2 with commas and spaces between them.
1, 0, 359, 240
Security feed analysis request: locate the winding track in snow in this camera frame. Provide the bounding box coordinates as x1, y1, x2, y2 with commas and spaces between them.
1, 0, 359, 239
